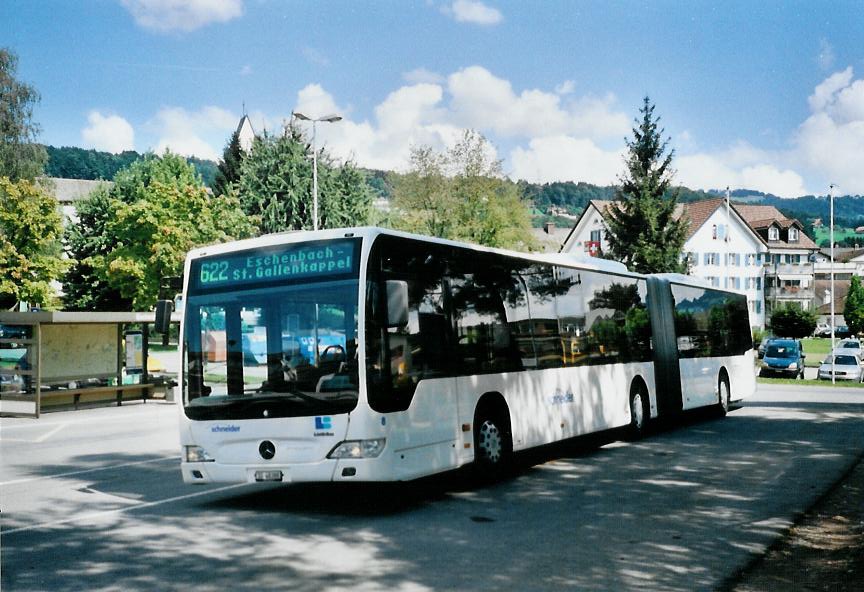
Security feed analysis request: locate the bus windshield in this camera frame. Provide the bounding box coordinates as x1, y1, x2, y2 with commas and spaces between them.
182, 240, 360, 421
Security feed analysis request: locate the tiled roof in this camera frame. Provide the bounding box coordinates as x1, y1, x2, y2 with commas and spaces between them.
732, 203, 817, 249
678, 197, 725, 241
732, 204, 788, 224
571, 196, 819, 251
815, 279, 850, 314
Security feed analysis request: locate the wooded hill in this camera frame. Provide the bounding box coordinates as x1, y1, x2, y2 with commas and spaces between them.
45, 145, 864, 244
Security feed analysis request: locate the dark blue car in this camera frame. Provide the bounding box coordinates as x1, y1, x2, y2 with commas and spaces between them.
759, 339, 805, 379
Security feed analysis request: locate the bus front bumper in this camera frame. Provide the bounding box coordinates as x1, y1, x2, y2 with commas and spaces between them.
181, 457, 394, 484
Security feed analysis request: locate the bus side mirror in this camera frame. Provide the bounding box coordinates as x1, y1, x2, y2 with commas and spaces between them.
155, 300, 173, 334
386, 280, 409, 328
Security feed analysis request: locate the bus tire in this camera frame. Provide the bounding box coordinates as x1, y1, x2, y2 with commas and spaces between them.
628, 381, 650, 438
473, 403, 513, 479
717, 373, 730, 417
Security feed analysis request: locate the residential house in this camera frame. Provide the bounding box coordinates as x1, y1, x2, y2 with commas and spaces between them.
561, 198, 820, 329
733, 205, 819, 318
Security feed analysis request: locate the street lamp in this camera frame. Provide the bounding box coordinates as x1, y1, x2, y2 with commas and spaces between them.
292, 112, 342, 231
829, 183, 837, 384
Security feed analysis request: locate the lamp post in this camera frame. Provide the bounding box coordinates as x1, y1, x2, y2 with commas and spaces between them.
829, 183, 837, 384
292, 112, 342, 231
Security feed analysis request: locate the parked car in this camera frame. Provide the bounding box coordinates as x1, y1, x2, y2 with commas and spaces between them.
759, 338, 805, 379
832, 339, 863, 358
818, 354, 864, 382
814, 324, 832, 338
835, 325, 854, 338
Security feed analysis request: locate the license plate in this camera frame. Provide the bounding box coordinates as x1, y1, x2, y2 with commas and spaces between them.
254, 470, 284, 482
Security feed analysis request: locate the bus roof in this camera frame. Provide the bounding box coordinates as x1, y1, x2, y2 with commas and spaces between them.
186, 226, 637, 276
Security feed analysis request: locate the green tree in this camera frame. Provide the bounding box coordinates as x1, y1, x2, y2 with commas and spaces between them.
0, 177, 65, 308
62, 183, 132, 311
90, 181, 254, 309
390, 130, 535, 250
237, 125, 373, 234
63, 151, 253, 310
844, 275, 864, 336
212, 130, 244, 197
769, 305, 817, 339
0, 48, 47, 181
605, 97, 688, 273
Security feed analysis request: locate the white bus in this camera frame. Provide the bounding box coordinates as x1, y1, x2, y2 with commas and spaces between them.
164, 227, 755, 485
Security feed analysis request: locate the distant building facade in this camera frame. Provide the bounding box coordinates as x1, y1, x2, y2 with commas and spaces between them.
560, 198, 822, 329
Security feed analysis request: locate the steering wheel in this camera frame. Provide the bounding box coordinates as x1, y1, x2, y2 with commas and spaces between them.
322, 344, 346, 362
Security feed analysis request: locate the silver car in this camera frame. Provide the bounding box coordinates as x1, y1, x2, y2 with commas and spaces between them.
818, 354, 864, 382
831, 339, 862, 358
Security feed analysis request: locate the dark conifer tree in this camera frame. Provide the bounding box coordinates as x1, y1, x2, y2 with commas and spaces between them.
212, 130, 243, 197
605, 97, 689, 274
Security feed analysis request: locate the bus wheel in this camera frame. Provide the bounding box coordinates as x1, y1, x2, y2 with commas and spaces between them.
628, 383, 649, 438
717, 375, 730, 417
474, 411, 512, 478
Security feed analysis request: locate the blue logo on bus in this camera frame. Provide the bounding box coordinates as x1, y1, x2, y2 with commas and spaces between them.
315, 416, 332, 430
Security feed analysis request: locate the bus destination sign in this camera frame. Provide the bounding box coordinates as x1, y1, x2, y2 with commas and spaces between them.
193, 239, 357, 290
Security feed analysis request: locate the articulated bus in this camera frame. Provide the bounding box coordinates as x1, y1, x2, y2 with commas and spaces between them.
165, 227, 755, 485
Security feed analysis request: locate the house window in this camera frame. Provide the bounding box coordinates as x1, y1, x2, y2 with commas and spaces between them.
755, 301, 762, 314
769, 226, 779, 240
712, 224, 718, 239
590, 229, 601, 242
756, 277, 762, 290
789, 228, 799, 242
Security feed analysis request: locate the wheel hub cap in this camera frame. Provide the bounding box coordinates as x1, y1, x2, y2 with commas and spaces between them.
478, 421, 502, 463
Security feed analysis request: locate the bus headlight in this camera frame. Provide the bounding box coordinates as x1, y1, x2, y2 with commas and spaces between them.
328, 439, 386, 459
185, 445, 215, 462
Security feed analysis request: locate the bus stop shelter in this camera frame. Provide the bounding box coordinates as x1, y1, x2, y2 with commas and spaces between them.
0, 311, 177, 418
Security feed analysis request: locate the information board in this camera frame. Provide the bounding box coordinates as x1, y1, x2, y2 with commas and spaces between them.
190, 239, 358, 292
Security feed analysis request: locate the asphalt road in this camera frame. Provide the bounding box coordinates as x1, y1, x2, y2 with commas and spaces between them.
2, 384, 863, 592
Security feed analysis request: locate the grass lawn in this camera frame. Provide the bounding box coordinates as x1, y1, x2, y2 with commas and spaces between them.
812, 225, 861, 246
801, 338, 835, 366
757, 377, 864, 388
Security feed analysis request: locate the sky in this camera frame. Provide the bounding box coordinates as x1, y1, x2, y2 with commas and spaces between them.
3, 0, 864, 198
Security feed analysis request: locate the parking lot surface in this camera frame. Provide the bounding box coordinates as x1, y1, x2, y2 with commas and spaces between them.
2, 384, 863, 591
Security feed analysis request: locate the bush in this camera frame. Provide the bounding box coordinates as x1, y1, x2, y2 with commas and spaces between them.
769, 306, 818, 339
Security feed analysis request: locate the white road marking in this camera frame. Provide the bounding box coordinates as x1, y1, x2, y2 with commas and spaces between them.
2, 483, 250, 535
0, 456, 179, 487
32, 422, 67, 443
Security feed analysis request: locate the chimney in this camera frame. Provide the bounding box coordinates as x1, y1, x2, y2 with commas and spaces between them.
544, 222, 555, 235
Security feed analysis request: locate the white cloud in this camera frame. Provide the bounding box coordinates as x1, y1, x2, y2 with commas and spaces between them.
510, 136, 624, 185
81, 111, 135, 153
294, 84, 345, 120
274, 67, 630, 178
298, 82, 461, 172
808, 67, 853, 113
796, 67, 864, 194
675, 150, 808, 198
301, 47, 330, 67
220, 65, 864, 197
818, 39, 836, 71
447, 66, 628, 140
403, 68, 445, 85
445, 0, 503, 26
149, 106, 237, 160
122, 0, 243, 32
555, 80, 576, 95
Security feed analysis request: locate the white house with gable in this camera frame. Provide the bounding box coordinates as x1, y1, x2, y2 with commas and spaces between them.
561, 197, 770, 328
